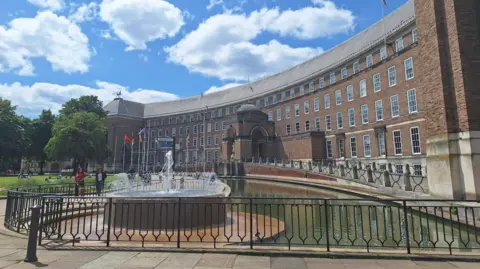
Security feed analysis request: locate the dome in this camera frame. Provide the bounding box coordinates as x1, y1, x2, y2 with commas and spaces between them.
236, 104, 261, 113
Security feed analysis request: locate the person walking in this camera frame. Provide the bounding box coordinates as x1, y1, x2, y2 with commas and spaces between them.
95, 168, 107, 196
75, 168, 88, 196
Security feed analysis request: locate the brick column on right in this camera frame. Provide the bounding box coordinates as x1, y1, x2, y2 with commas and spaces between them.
414, 0, 480, 199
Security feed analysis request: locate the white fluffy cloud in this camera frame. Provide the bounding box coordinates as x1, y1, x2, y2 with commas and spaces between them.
0, 81, 179, 117
69, 2, 99, 23
205, 83, 243, 95
27, 0, 65, 11
99, 0, 185, 51
0, 11, 91, 76
165, 0, 354, 81
207, 0, 223, 10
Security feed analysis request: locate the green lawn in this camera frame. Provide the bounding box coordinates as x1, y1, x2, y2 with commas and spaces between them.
0, 175, 116, 196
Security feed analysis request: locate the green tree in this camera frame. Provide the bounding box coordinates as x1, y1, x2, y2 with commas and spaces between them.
45, 112, 109, 174
27, 110, 55, 174
59, 95, 107, 119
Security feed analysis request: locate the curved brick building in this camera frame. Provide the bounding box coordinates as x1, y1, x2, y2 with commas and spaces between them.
105, 0, 480, 200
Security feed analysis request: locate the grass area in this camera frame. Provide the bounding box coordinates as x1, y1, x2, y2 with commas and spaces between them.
0, 174, 116, 196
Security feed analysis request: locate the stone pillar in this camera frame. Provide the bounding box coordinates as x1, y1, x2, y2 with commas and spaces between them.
415, 0, 480, 199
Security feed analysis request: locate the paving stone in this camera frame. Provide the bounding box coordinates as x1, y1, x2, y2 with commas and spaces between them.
233, 255, 270, 269
0, 250, 20, 259
0, 260, 17, 269
304, 258, 345, 269
154, 253, 203, 269
78, 251, 138, 269
117, 257, 164, 268
448, 262, 480, 269
375, 260, 422, 268
2, 262, 48, 269
412, 261, 460, 269
271, 257, 307, 269
342, 259, 384, 269
55, 251, 108, 262
195, 254, 236, 268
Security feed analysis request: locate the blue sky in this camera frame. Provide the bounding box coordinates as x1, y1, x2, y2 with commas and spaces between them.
0, 0, 408, 117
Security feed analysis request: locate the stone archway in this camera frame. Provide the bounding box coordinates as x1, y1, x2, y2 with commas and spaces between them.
250, 126, 269, 159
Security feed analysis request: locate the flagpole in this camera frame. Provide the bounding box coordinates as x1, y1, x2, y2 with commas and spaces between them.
146, 121, 151, 172
137, 136, 141, 173
130, 132, 134, 170
142, 133, 146, 173
186, 135, 189, 172
203, 106, 207, 173
122, 134, 126, 172
113, 135, 118, 174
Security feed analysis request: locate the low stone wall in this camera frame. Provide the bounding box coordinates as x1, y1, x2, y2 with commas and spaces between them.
243, 163, 336, 181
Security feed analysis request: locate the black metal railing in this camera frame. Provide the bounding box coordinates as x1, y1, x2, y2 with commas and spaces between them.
35, 196, 480, 254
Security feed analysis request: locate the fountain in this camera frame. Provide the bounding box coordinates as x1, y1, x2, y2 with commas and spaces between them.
106, 150, 231, 230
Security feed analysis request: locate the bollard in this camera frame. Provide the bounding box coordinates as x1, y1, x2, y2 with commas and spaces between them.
24, 205, 41, 263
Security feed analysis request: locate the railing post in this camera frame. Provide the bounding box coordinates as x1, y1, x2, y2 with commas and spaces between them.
383, 170, 392, 187
403, 164, 412, 191
38, 198, 45, 246
106, 198, 113, 247
249, 198, 253, 250
177, 198, 181, 248
323, 199, 330, 252
24, 205, 41, 263
402, 200, 411, 254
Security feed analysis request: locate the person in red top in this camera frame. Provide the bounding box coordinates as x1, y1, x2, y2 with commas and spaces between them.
75, 168, 88, 196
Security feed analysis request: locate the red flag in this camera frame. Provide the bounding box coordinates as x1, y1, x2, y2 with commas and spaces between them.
124, 135, 131, 143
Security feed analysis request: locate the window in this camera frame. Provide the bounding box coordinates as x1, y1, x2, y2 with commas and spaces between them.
299, 86, 305, 95
179, 127, 183, 136
404, 57, 414, 80
395, 165, 404, 174
413, 164, 422, 176
218, 109, 223, 117
335, 90, 342, 105
215, 122, 219, 131
158, 129, 163, 137
407, 88, 418, 113
207, 123, 211, 133
410, 127, 421, 155
348, 108, 355, 127
341, 67, 348, 79
290, 88, 295, 99
325, 115, 331, 131
380, 46, 387, 60
193, 125, 198, 134
165, 129, 170, 137
193, 137, 197, 147
361, 104, 368, 124
200, 124, 204, 133
336, 112, 343, 129
281, 92, 286, 101
319, 77, 325, 89
295, 122, 300, 134
378, 132, 386, 156
390, 95, 400, 117
347, 85, 353, 101
264, 97, 268, 107
373, 73, 381, 92
388, 66, 397, 87
186, 127, 190, 136
393, 130, 402, 155
338, 139, 345, 158
225, 107, 230, 116
222, 121, 225, 130
268, 111, 273, 121
207, 136, 211, 146
285, 106, 291, 119
353, 61, 359, 74
207, 151, 211, 162
192, 151, 197, 162
324, 94, 330, 109
304, 100, 309, 114
256, 100, 261, 108
214, 151, 219, 162
305, 120, 311, 132
360, 79, 367, 97
350, 137, 357, 158
272, 95, 278, 104
412, 28, 418, 43
363, 135, 371, 157
276, 108, 281, 121
395, 37, 404, 52
375, 100, 383, 121
314, 117, 320, 131
295, 104, 300, 117
309, 81, 314, 92
314, 97, 319, 112
330, 72, 336, 84
214, 135, 218, 145
326, 140, 333, 158
211, 111, 216, 119
200, 136, 204, 146
286, 124, 291, 135
366, 54, 373, 68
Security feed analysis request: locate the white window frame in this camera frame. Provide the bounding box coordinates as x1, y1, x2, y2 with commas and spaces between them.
412, 28, 418, 43
390, 95, 400, 117
366, 54, 373, 68
378, 132, 386, 156
286, 124, 291, 135
305, 120, 310, 132
290, 88, 295, 99
360, 79, 367, 97
407, 88, 418, 113
215, 122, 219, 132
335, 90, 342, 105
276, 108, 281, 121
410, 126, 421, 155
350, 137, 357, 158
304, 100, 309, 114
348, 108, 355, 127
330, 72, 336, 84
395, 37, 404, 52
295, 121, 300, 134
268, 111, 273, 121
299, 86, 305, 95
314, 97, 320, 112
380, 46, 387, 60
326, 140, 333, 158
404, 57, 414, 80
361, 104, 368, 124
341, 67, 348, 79
325, 115, 331, 131
336, 112, 343, 129
314, 117, 320, 131
295, 104, 300, 117
388, 66, 397, 87
393, 130, 403, 155
281, 92, 286, 102
353, 61, 359, 74
264, 97, 268, 107
319, 77, 325, 89
375, 100, 383, 121
285, 106, 291, 119
272, 95, 278, 104
324, 93, 330, 109
347, 85, 354, 101
363, 135, 371, 157
214, 135, 218, 145
373, 73, 381, 92
222, 121, 226, 130
309, 81, 314, 92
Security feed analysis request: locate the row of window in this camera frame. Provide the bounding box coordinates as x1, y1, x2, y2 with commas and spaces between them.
180, 150, 220, 163
148, 29, 418, 127
150, 121, 228, 138
325, 126, 421, 159
280, 89, 417, 132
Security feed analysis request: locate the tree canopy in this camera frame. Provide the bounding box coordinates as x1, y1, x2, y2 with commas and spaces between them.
59, 95, 107, 119
27, 110, 56, 174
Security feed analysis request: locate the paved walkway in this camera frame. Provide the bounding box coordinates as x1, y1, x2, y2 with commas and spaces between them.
0, 200, 479, 269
